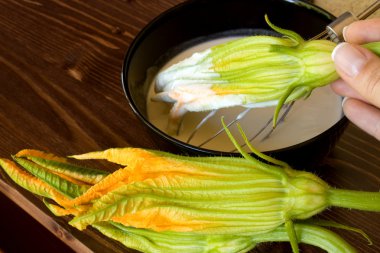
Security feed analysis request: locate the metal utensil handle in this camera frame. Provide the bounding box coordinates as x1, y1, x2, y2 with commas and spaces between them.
358, 0, 380, 20
327, 0, 380, 42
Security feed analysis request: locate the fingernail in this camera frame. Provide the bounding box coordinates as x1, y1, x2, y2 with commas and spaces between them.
331, 42, 368, 78
342, 26, 348, 41
341, 96, 349, 108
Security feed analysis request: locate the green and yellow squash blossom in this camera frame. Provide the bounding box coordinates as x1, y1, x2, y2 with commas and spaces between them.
0, 124, 379, 253
153, 15, 380, 132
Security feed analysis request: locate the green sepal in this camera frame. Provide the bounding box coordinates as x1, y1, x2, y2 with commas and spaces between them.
305, 219, 372, 245
254, 223, 357, 253
265, 14, 304, 45
222, 117, 289, 169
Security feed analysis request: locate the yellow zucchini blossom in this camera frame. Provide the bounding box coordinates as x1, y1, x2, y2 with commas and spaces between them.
1, 124, 379, 253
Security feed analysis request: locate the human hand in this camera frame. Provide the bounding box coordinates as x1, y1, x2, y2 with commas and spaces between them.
331, 18, 380, 141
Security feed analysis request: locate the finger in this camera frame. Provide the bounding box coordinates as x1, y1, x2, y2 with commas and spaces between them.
342, 98, 380, 141
343, 18, 380, 44
330, 79, 365, 100
332, 42, 380, 108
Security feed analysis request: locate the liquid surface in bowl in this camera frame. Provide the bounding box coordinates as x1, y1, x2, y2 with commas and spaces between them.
146, 37, 343, 152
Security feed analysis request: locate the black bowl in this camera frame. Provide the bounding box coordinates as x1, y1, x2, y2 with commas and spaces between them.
121, 0, 348, 169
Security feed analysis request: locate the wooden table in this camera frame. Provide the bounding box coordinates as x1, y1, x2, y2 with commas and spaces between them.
0, 0, 379, 252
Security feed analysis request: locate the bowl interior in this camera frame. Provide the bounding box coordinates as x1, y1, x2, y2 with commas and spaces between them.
122, 0, 346, 167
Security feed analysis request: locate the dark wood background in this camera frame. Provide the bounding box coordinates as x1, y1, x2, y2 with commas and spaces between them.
0, 0, 379, 252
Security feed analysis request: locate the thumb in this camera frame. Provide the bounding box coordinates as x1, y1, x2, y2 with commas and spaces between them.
332, 42, 380, 108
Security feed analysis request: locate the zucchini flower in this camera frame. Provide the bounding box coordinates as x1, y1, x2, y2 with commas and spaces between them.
65, 125, 380, 242
0, 124, 378, 253
153, 16, 380, 134
1, 155, 358, 253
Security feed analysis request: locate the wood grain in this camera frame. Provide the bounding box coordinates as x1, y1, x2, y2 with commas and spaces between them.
0, 0, 185, 155
0, 0, 379, 253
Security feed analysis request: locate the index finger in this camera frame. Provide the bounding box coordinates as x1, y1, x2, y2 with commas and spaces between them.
344, 18, 380, 44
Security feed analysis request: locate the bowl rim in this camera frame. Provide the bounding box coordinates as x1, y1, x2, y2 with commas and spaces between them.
121, 0, 346, 156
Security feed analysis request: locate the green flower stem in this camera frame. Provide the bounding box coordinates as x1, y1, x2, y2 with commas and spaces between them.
328, 188, 380, 212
